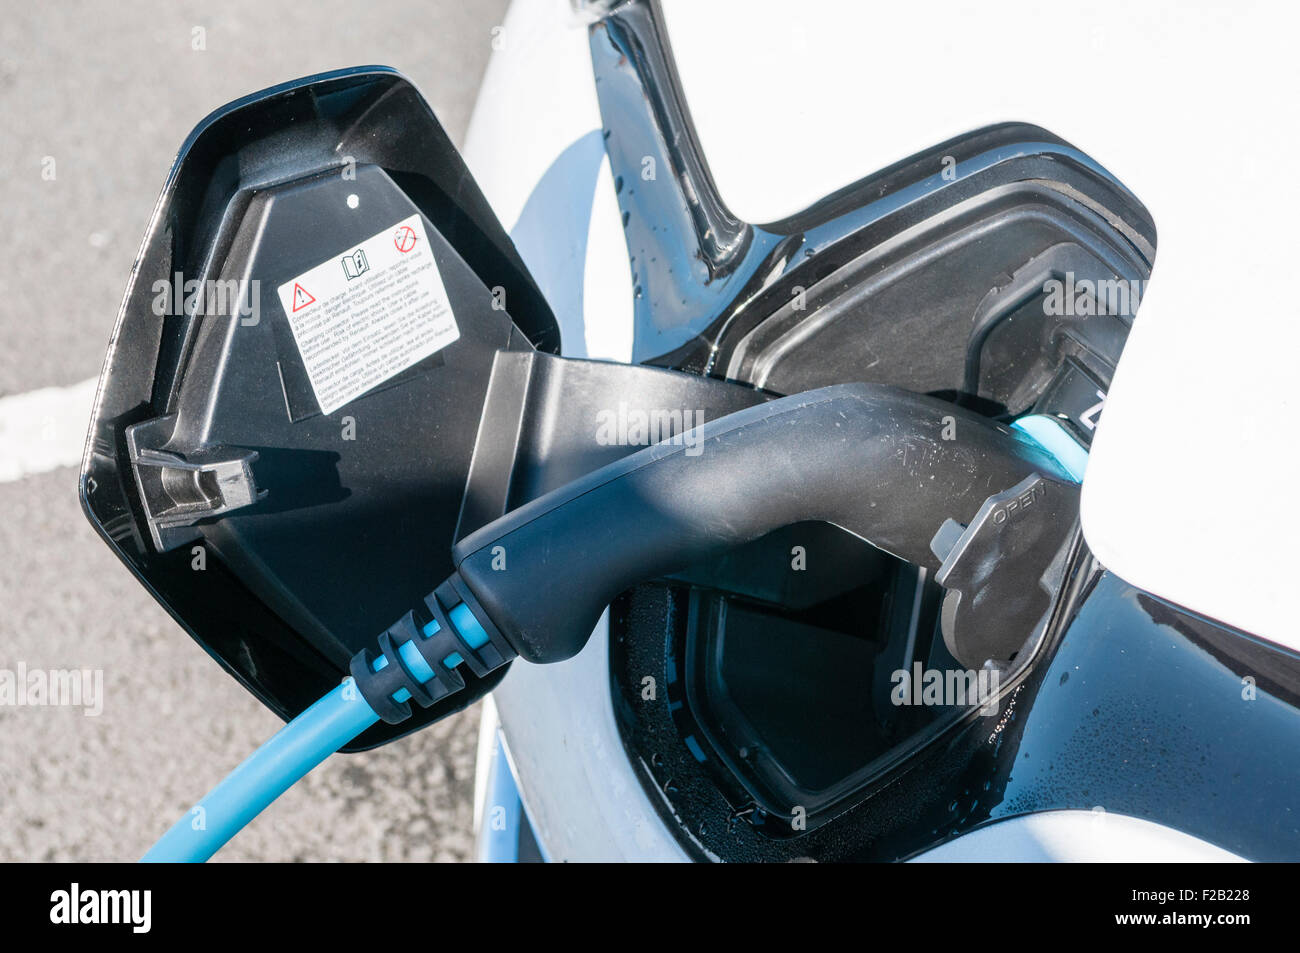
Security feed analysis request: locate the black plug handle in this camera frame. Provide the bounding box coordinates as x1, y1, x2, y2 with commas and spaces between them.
452, 383, 1075, 664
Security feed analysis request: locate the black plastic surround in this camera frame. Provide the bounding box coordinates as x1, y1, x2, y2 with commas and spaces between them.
589, 0, 1171, 849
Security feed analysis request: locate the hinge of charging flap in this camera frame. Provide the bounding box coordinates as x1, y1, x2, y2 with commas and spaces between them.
125, 415, 266, 552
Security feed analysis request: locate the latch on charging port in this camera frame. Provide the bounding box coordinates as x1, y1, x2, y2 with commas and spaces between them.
929, 473, 1079, 668
126, 415, 265, 551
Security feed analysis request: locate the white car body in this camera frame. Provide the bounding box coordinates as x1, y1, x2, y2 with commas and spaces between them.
464, 0, 1297, 861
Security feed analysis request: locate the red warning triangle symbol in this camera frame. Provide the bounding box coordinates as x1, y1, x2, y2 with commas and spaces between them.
291, 283, 316, 312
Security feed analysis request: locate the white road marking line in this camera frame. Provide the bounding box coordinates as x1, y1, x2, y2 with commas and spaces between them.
0, 378, 97, 482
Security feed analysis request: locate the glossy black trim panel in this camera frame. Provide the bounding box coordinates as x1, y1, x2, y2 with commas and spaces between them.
589, 1, 1155, 372
612, 555, 1300, 861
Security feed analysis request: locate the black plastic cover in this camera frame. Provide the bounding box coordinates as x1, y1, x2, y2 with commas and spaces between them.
80, 68, 557, 748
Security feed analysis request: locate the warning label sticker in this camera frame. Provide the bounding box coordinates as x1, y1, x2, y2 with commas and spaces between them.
276, 213, 459, 415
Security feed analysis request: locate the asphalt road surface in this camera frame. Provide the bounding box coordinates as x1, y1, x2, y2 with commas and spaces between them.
0, 0, 509, 862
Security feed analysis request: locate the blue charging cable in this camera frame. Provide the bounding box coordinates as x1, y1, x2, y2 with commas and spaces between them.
143, 601, 493, 862
1011, 414, 1088, 483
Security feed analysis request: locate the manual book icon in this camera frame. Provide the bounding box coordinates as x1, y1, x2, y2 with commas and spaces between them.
341, 249, 369, 280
